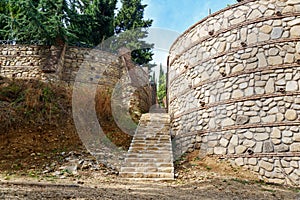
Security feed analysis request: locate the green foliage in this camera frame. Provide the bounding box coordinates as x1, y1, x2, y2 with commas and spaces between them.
0, 0, 43, 41
0, 0, 154, 64
157, 64, 166, 106
0, 0, 8, 39
0, 82, 22, 102
115, 0, 154, 66
68, 0, 117, 46
0, 0, 118, 45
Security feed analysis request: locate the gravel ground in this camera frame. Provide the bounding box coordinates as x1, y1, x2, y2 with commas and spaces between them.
0, 170, 299, 200
1, 150, 300, 200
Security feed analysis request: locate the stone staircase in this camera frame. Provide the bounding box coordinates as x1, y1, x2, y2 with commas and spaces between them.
119, 112, 174, 180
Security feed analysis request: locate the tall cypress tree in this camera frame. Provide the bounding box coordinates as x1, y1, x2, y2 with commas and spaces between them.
114, 0, 154, 66
157, 64, 166, 106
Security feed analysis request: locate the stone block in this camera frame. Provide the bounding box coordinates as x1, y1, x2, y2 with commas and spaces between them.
286, 81, 298, 91
221, 118, 235, 127
271, 28, 283, 39
235, 145, 247, 154
265, 78, 275, 93
248, 158, 258, 165
220, 138, 229, 147
287, 0, 300, 5
254, 142, 263, 153
291, 26, 300, 37
259, 160, 274, 172
230, 135, 239, 146
290, 143, 300, 151
262, 115, 276, 123
275, 144, 289, 152
214, 147, 227, 155
282, 130, 293, 137
235, 158, 244, 166
271, 127, 281, 139
293, 133, 300, 142
282, 137, 293, 144
263, 141, 274, 152
268, 56, 283, 65
254, 133, 269, 141
244, 132, 253, 140
243, 139, 256, 148
291, 161, 299, 168
285, 109, 297, 121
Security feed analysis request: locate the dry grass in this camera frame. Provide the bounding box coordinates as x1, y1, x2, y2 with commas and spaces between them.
95, 86, 132, 149
95, 87, 113, 121
0, 77, 72, 133
0, 76, 132, 149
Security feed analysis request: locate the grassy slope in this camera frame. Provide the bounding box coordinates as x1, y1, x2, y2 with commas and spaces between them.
0, 77, 131, 171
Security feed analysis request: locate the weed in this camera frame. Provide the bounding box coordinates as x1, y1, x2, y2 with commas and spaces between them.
193, 157, 201, 161
232, 178, 249, 185
28, 171, 39, 179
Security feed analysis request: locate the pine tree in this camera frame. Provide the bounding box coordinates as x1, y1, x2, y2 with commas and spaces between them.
37, 0, 72, 45
0, 0, 72, 44
86, 0, 117, 46
114, 0, 153, 66
0, 0, 8, 40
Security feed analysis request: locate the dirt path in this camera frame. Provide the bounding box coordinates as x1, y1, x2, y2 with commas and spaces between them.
1, 154, 300, 200
0, 175, 299, 200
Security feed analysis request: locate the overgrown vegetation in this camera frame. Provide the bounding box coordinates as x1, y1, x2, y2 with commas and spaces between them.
0, 76, 72, 133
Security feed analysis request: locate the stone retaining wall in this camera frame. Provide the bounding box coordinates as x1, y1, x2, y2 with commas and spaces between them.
168, 0, 300, 185
0, 44, 152, 127
0, 45, 51, 79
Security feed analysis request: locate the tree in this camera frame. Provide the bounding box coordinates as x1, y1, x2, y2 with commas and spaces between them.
157, 64, 166, 106
37, 0, 73, 45
88, 0, 117, 45
67, 0, 117, 46
114, 0, 153, 66
0, 0, 8, 40
151, 71, 156, 83
0, 0, 43, 41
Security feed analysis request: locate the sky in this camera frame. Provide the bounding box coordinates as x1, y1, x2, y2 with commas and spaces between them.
143, 0, 236, 33
137, 0, 236, 78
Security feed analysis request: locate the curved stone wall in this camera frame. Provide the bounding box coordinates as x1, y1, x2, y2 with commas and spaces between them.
168, 0, 300, 185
